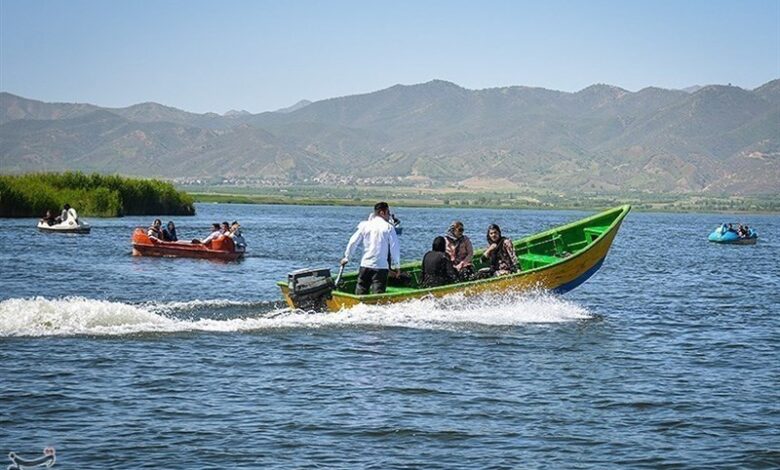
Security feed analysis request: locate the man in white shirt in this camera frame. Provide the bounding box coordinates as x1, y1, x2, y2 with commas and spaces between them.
341, 201, 401, 295
56, 203, 71, 224
201, 223, 223, 244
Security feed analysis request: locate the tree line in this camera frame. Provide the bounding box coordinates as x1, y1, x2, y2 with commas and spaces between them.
0, 172, 195, 217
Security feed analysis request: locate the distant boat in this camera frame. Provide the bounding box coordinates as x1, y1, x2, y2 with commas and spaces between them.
131, 228, 245, 261
279, 205, 631, 311
708, 224, 757, 245
37, 218, 91, 234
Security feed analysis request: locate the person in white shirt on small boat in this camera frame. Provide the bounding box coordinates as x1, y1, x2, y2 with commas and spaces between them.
37, 203, 90, 233
56, 204, 69, 223
200, 223, 223, 244
55, 203, 78, 224
147, 219, 163, 241
225, 221, 246, 250
341, 201, 401, 295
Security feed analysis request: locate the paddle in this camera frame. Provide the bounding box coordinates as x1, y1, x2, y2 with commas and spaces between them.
334, 264, 345, 288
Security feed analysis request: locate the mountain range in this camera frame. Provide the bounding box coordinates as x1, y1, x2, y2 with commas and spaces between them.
1, 79, 778, 195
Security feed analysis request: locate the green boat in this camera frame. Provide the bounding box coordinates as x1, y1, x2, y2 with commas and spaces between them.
279, 205, 631, 311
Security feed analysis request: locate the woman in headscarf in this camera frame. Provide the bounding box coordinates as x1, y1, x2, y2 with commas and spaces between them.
421, 236, 458, 288
444, 220, 474, 281
162, 221, 178, 242
481, 224, 517, 277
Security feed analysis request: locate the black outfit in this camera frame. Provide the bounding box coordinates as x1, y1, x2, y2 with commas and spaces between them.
356, 267, 389, 295
421, 251, 458, 288
162, 228, 178, 242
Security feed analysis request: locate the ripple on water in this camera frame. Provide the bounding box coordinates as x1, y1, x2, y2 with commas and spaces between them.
1, 206, 779, 468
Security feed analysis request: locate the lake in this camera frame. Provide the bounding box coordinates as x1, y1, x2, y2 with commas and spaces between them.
1, 203, 778, 468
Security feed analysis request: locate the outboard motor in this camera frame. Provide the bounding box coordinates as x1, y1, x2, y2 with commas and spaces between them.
287, 268, 335, 311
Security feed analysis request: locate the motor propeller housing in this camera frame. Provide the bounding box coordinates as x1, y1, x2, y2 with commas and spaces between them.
287, 268, 334, 311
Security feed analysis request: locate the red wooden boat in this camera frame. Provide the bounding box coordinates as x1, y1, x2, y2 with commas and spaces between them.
131, 228, 245, 261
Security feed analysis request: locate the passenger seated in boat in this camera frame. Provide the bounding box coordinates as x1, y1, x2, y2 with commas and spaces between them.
55, 204, 71, 224
40, 210, 56, 226
199, 223, 223, 245
481, 224, 518, 277
226, 221, 247, 248
421, 236, 458, 288
162, 221, 178, 242
147, 219, 164, 241
444, 220, 474, 281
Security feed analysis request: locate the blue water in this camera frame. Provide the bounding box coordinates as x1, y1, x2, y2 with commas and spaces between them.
1, 203, 778, 469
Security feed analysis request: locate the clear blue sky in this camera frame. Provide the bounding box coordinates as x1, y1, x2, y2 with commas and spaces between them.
1, 0, 778, 113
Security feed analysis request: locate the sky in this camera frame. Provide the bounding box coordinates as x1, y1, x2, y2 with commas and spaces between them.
1, 0, 778, 114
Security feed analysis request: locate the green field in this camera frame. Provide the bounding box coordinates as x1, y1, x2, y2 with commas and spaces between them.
188, 184, 780, 213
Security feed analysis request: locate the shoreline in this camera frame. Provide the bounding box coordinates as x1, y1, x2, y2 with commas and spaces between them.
190, 192, 780, 214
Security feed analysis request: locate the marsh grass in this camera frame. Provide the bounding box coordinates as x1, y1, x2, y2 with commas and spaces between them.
0, 172, 195, 217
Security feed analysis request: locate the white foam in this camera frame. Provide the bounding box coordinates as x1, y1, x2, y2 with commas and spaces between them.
143, 298, 258, 314
311, 291, 592, 329
0, 292, 592, 337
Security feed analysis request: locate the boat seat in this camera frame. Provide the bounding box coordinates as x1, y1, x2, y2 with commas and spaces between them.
519, 253, 561, 268
584, 226, 609, 242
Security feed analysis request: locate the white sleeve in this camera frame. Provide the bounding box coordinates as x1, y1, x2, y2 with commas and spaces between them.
388, 227, 400, 269
344, 224, 364, 261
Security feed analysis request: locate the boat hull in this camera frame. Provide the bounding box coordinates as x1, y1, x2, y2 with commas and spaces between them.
709, 237, 757, 245
707, 228, 758, 245
37, 220, 91, 234
131, 228, 244, 261
279, 205, 630, 311
708, 231, 757, 245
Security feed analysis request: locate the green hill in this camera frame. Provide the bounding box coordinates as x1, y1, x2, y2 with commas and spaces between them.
1, 79, 778, 195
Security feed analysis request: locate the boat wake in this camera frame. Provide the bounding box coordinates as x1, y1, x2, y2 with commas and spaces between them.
0, 292, 593, 337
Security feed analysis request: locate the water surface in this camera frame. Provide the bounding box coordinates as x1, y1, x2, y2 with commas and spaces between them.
1, 204, 778, 468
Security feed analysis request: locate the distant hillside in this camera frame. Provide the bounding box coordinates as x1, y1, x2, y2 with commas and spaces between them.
682, 85, 704, 94
274, 100, 312, 113
1, 79, 778, 195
